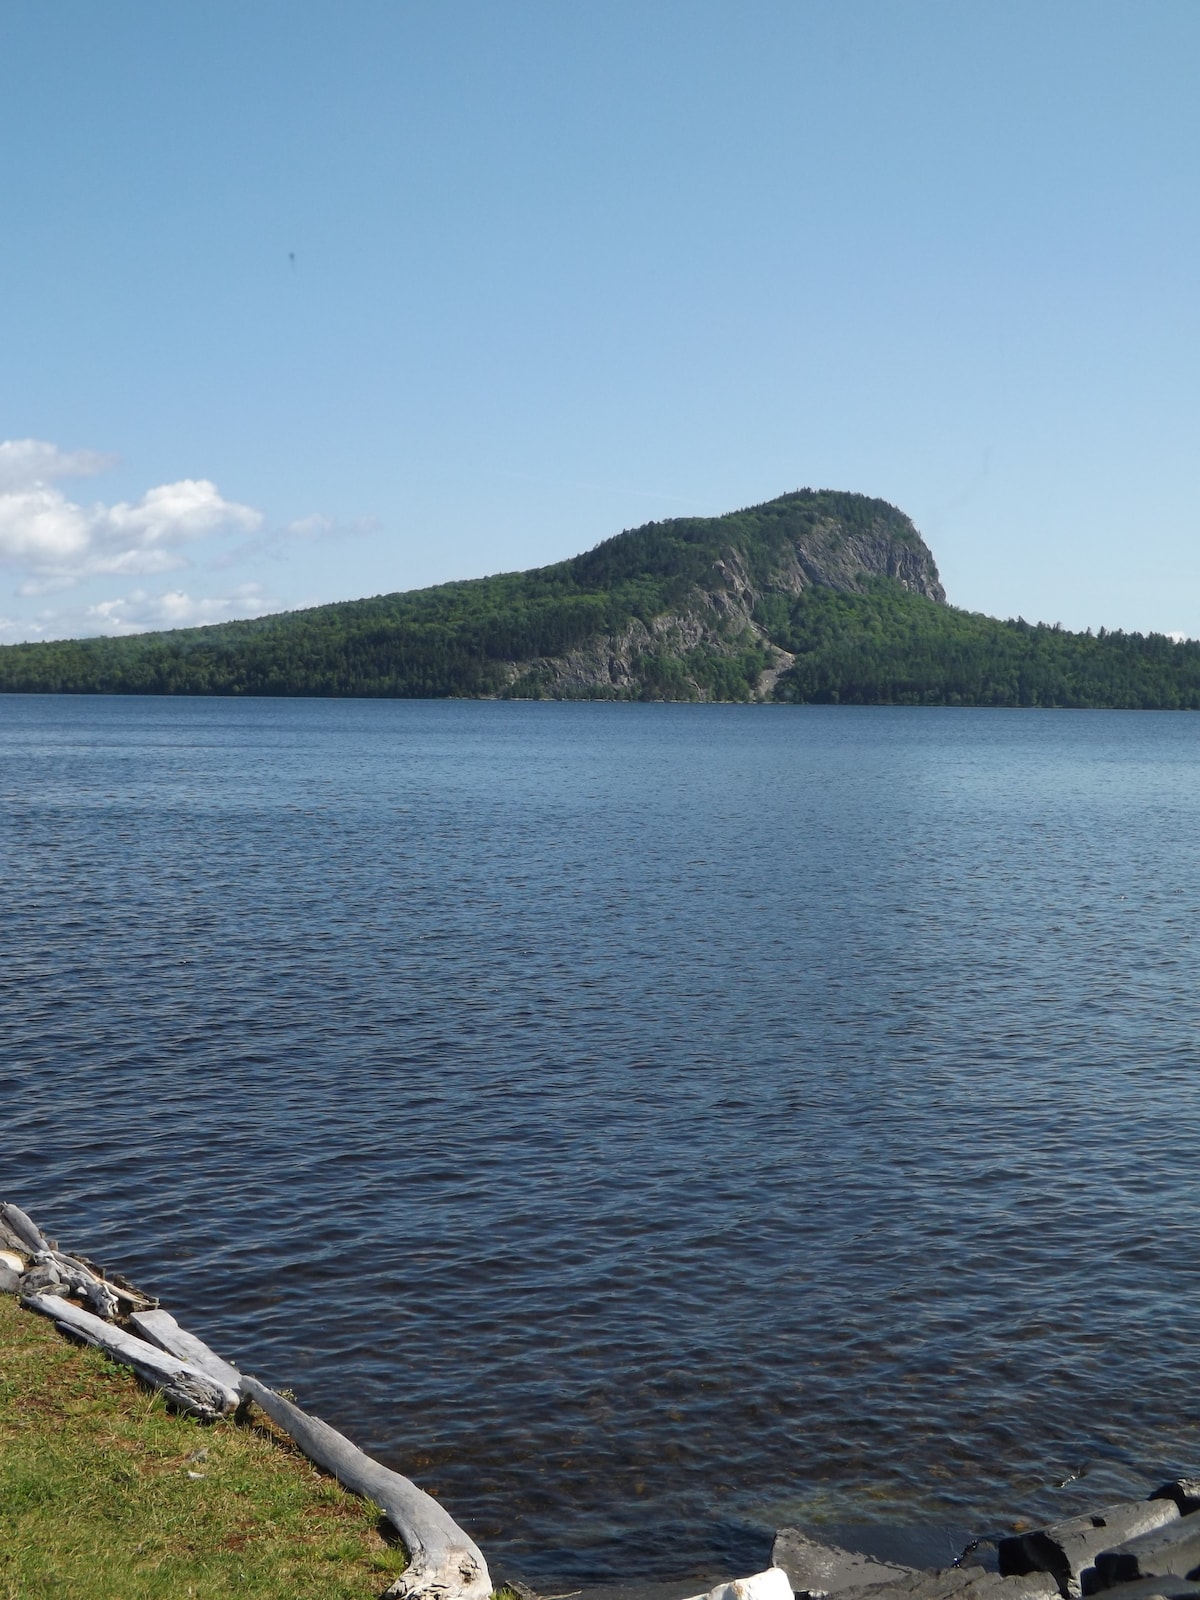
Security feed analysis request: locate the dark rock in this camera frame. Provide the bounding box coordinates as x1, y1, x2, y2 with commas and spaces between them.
835, 1567, 1058, 1600
1074, 1581, 1200, 1600
955, 1544, 1001, 1575
19, 1263, 63, 1294
1152, 1489, 1200, 1518
20, 1280, 69, 1300
1090, 1518, 1200, 1592
771, 1529, 913, 1596
0, 1264, 20, 1294
999, 1501, 1180, 1596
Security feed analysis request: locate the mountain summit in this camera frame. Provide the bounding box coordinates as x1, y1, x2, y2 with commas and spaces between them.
0, 490, 945, 701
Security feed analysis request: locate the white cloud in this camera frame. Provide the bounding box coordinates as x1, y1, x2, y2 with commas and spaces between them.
0, 438, 264, 592
0, 582, 280, 643
283, 512, 339, 540
0, 438, 117, 492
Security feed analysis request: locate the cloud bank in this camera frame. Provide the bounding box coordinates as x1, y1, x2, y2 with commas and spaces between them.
0, 439, 263, 594
0, 437, 379, 644
0, 582, 280, 645
0, 438, 264, 595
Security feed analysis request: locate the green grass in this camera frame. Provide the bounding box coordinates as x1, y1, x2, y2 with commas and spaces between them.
0, 1292, 411, 1598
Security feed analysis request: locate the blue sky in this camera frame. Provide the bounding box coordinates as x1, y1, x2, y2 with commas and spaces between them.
2, 1, 1198, 642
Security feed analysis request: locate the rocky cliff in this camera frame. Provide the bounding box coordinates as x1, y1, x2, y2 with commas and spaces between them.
504, 491, 945, 700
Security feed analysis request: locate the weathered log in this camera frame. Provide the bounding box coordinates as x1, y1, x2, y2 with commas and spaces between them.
239, 1375, 491, 1600
130, 1308, 244, 1395
1, 1202, 48, 1255
22, 1292, 239, 1421
0, 1220, 29, 1259
999, 1500, 1180, 1597
773, 1529, 913, 1597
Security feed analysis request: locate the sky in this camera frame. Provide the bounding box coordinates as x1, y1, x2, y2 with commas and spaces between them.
1, 0, 1199, 643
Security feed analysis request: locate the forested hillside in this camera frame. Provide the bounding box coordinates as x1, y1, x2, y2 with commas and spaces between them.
1, 488, 1197, 706
765, 585, 1200, 708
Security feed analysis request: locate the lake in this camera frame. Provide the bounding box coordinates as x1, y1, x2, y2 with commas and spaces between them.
4, 696, 1200, 1584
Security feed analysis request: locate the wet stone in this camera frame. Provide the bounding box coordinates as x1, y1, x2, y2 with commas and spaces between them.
771, 1530, 913, 1597
836, 1567, 1059, 1600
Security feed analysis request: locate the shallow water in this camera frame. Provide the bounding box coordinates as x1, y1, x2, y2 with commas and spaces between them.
5, 698, 1200, 1583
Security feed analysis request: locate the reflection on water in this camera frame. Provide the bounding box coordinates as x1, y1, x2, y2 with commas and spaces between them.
4, 698, 1200, 1583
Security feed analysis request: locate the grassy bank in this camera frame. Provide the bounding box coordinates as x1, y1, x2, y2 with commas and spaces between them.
0, 1292, 409, 1598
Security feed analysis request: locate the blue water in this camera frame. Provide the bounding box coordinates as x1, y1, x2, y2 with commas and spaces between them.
5, 697, 1200, 1583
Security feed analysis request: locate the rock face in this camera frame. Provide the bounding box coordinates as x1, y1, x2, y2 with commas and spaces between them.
736, 507, 946, 604
506, 492, 946, 701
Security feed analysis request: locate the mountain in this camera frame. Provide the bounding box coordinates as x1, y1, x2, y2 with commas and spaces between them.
1, 488, 1199, 707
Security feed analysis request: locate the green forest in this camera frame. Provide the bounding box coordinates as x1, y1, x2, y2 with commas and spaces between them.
1, 488, 1197, 708
761, 585, 1200, 709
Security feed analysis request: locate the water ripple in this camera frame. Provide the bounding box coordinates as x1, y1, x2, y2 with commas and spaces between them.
4, 699, 1200, 1582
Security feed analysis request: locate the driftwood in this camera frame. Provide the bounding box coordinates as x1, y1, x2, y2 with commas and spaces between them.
240, 1375, 491, 1600
130, 1308, 245, 1396
1, 1202, 154, 1318
1, 1202, 49, 1255
0, 1221, 31, 1260
42, 1250, 121, 1321
47, 1246, 157, 1316
7, 1199, 487, 1600
22, 1292, 239, 1421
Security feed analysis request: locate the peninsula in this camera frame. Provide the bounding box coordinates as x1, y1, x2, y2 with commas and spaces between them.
1, 490, 1197, 707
